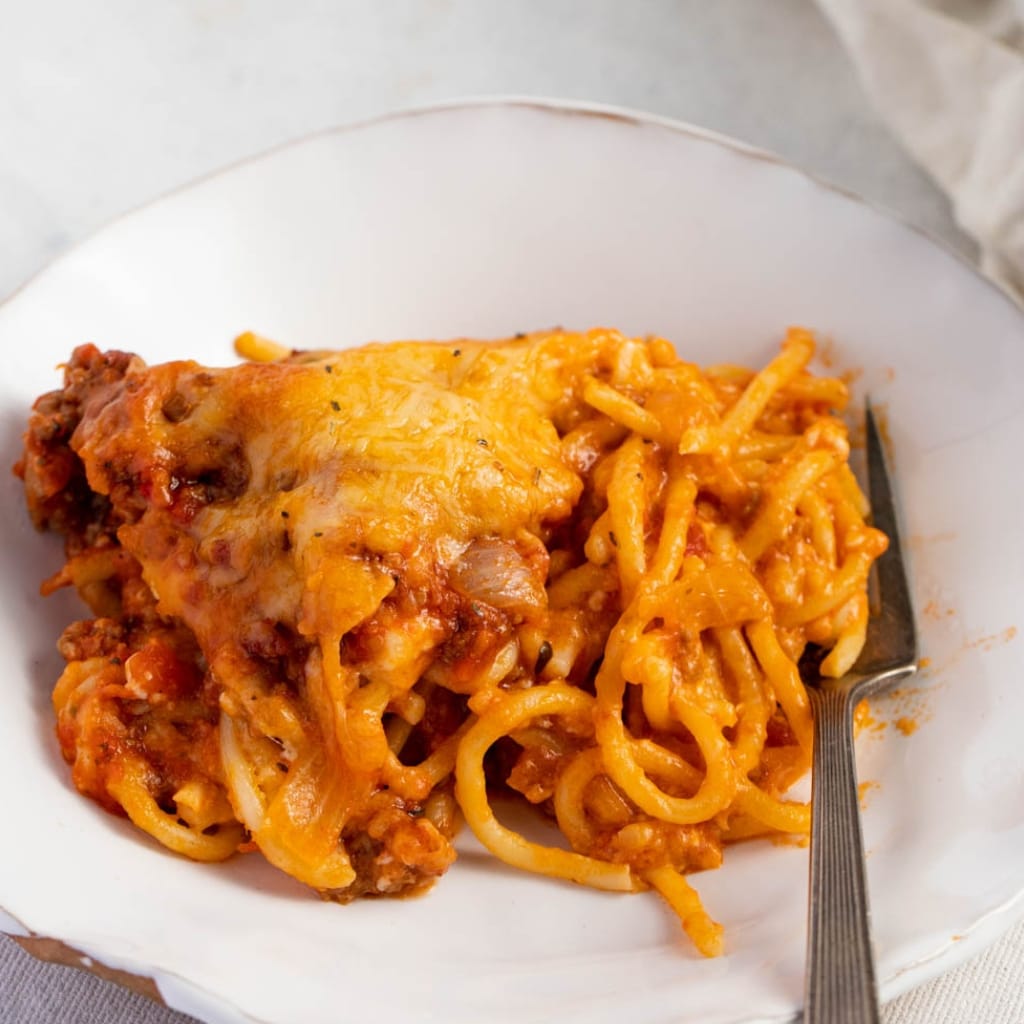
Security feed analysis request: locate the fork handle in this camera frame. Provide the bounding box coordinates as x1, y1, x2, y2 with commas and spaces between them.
805, 683, 880, 1024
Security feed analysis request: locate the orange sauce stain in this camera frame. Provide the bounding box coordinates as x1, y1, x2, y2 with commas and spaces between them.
854, 624, 1014, 743
966, 625, 1017, 651
922, 600, 955, 621
858, 685, 936, 739
916, 625, 1016, 680
858, 780, 880, 809
887, 687, 934, 732
854, 699, 886, 735
883, 367, 896, 383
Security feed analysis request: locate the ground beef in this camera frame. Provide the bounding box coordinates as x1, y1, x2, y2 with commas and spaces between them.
15, 344, 134, 551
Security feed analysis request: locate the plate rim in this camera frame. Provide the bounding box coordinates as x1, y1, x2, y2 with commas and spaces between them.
2, 95, 1019, 320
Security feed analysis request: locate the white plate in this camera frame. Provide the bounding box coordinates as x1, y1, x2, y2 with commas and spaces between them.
2, 99, 1023, 1024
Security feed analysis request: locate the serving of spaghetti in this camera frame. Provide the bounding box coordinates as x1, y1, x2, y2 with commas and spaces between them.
16, 326, 885, 956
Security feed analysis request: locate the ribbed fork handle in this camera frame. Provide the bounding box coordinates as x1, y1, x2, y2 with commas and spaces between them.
805, 682, 879, 1024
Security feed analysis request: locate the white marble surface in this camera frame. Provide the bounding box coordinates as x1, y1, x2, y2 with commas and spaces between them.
1, 2, 1017, 1023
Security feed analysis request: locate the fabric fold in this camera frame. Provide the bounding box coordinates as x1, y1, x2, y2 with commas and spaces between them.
817, 0, 1024, 298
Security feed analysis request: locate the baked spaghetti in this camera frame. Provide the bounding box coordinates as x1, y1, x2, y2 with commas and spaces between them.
16, 327, 885, 956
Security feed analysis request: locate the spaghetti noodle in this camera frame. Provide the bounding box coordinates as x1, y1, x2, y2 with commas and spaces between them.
17, 327, 885, 955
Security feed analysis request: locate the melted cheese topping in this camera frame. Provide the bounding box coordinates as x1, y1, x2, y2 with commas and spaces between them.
74, 337, 589, 659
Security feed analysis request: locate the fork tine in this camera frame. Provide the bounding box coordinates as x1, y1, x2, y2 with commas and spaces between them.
860, 401, 918, 670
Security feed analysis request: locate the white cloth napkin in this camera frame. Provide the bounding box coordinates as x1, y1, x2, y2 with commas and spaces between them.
815, 0, 1024, 299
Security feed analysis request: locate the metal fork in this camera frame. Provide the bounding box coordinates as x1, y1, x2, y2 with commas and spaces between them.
803, 403, 919, 1023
